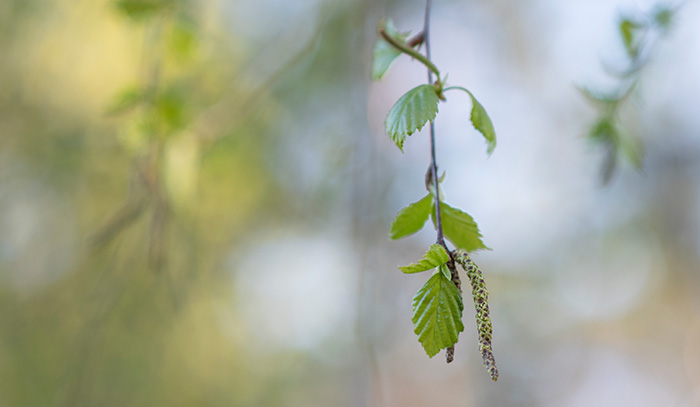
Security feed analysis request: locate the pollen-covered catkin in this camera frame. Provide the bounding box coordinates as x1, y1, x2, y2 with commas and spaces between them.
453, 249, 498, 381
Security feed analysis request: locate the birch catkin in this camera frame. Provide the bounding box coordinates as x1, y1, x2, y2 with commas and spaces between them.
453, 249, 498, 381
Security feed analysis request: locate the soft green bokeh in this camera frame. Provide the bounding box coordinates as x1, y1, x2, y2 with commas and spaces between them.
2, 0, 700, 406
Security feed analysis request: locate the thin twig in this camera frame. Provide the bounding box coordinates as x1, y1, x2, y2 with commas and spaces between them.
421, 0, 457, 364
422, 0, 445, 250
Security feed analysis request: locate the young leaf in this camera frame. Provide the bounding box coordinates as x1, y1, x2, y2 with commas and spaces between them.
372, 19, 409, 80
385, 84, 439, 151
412, 272, 465, 358
438, 263, 451, 280
432, 201, 489, 251
467, 92, 497, 155
619, 19, 641, 56
390, 194, 432, 239
589, 116, 618, 143
399, 243, 450, 274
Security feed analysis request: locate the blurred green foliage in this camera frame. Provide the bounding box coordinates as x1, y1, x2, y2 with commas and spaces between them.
0, 0, 368, 405
2, 0, 699, 406
584, 2, 677, 183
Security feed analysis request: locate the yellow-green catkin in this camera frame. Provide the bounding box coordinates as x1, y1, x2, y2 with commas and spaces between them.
454, 249, 498, 381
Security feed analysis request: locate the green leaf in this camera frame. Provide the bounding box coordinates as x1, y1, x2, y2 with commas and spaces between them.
412, 272, 464, 358
591, 119, 643, 183
589, 117, 618, 143
371, 19, 409, 80
653, 7, 673, 32
115, 0, 172, 20
438, 264, 451, 280
589, 117, 621, 183
390, 194, 433, 239
106, 87, 144, 116
467, 91, 497, 155
432, 201, 489, 251
385, 84, 439, 151
619, 19, 641, 56
399, 244, 450, 274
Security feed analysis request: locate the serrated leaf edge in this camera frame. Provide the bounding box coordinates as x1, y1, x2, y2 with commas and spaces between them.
430, 201, 490, 251
411, 273, 465, 358
385, 84, 440, 151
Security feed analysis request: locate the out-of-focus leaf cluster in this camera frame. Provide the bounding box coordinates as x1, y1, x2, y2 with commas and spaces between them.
583, 3, 676, 183
0, 0, 337, 405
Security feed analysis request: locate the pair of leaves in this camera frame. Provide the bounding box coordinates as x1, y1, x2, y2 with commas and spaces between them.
399, 244, 463, 357
384, 85, 496, 155
390, 193, 488, 252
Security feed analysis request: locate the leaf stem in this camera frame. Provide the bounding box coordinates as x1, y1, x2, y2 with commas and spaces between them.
443, 85, 470, 94
379, 28, 441, 81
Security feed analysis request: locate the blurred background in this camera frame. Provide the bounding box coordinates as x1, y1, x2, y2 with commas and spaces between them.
1, 0, 699, 406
